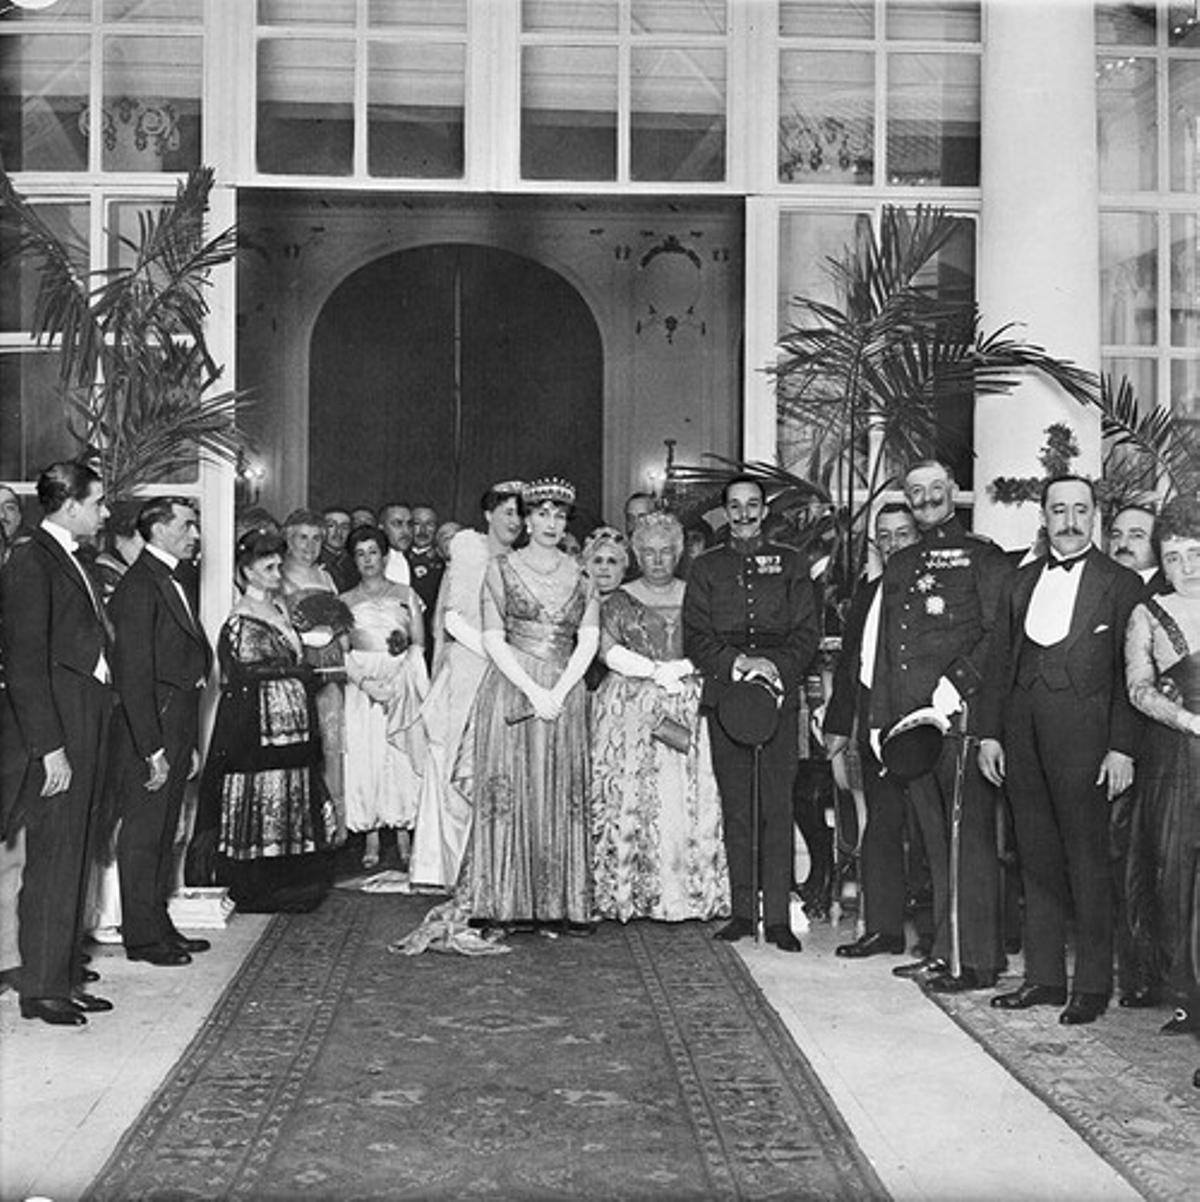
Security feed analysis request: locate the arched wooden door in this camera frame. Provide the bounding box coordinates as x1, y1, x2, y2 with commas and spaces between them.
309, 244, 603, 524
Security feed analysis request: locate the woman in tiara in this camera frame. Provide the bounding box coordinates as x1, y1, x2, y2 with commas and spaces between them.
462, 477, 600, 932
408, 480, 526, 890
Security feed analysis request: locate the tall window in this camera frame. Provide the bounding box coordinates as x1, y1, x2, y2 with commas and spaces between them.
256, 0, 468, 178
0, 0, 203, 175
1097, 2, 1200, 432
519, 0, 728, 183
776, 0, 980, 188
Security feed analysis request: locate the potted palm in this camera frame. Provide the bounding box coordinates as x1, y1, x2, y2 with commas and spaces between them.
0, 165, 246, 498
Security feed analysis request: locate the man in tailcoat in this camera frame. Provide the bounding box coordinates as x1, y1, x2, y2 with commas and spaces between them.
871, 459, 1014, 992
824, 502, 920, 957
979, 475, 1143, 1024
683, 477, 819, 951
0, 461, 113, 1025
110, 497, 213, 967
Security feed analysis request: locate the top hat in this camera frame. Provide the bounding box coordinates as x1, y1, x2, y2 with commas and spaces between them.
880, 706, 949, 781
717, 675, 784, 746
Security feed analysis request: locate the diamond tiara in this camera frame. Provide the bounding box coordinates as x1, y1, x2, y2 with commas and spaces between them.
523, 477, 576, 507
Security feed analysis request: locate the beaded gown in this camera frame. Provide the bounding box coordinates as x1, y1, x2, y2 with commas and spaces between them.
1126, 595, 1200, 997
464, 553, 596, 924
590, 586, 730, 922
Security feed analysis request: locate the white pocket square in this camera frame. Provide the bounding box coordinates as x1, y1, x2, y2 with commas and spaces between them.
1093, 624, 1109, 634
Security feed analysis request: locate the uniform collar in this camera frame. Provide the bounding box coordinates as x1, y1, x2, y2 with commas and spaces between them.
730, 534, 765, 555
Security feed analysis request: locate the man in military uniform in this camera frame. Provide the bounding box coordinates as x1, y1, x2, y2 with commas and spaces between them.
871, 459, 1014, 991
683, 477, 819, 951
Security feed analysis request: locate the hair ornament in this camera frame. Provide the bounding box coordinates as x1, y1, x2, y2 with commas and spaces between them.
491, 479, 526, 497
523, 477, 576, 507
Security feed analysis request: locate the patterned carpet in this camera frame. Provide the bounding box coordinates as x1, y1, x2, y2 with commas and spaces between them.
930, 974, 1200, 1202
86, 892, 884, 1201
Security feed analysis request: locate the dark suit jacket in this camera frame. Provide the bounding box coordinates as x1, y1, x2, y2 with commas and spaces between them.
978, 547, 1144, 757
109, 550, 212, 759
0, 526, 113, 830
823, 576, 879, 740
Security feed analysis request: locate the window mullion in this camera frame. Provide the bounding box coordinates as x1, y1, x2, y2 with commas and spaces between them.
354, 0, 369, 177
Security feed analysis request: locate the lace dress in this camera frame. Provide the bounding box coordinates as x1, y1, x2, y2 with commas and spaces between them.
342, 584, 428, 832
464, 553, 596, 924
281, 566, 345, 835
590, 586, 729, 922
1125, 595, 1200, 998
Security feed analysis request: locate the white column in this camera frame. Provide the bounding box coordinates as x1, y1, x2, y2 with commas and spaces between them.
974, 0, 1101, 550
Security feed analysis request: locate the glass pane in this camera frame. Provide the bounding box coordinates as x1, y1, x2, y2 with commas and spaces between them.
780, 1, 873, 38
631, 46, 725, 181
779, 50, 873, 184
368, 40, 464, 178
521, 45, 617, 180
522, 1, 618, 33
258, 0, 355, 25
0, 201, 89, 334
0, 34, 90, 172
1097, 56, 1157, 192
886, 52, 979, 186
1168, 2, 1200, 47
0, 351, 74, 483
632, 0, 726, 35
101, 36, 201, 172
1102, 355, 1159, 488
104, 0, 203, 22
1169, 60, 1200, 191
1171, 213, 1200, 347
778, 210, 867, 334
369, 0, 467, 30
107, 198, 169, 272
1100, 212, 1158, 345
886, 0, 980, 42
1095, 3, 1156, 45
0, 0, 91, 21
1171, 359, 1200, 420
257, 38, 354, 175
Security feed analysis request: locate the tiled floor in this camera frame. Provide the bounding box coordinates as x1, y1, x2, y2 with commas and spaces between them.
0, 911, 1141, 1202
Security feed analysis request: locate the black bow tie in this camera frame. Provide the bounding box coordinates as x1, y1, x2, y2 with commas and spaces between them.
1047, 555, 1085, 573
171, 563, 193, 584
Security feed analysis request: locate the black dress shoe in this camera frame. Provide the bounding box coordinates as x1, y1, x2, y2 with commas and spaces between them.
991, 983, 1068, 1010
893, 955, 946, 979
80, 967, 100, 984
71, 991, 114, 1013
1059, 992, 1107, 1025
765, 925, 802, 953
1118, 985, 1159, 1009
714, 917, 753, 942
20, 997, 87, 1026
925, 967, 995, 994
836, 932, 905, 959
126, 944, 192, 967
168, 933, 212, 954
1161, 1008, 1199, 1035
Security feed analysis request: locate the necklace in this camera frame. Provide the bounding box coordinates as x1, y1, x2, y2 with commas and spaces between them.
519, 549, 563, 578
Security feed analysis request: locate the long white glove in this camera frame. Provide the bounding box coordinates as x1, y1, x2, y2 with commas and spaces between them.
604, 644, 656, 678
930, 675, 963, 720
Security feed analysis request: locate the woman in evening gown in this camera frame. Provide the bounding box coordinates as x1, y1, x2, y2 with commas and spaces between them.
280, 507, 347, 846
464, 477, 600, 929
408, 481, 525, 890
200, 531, 334, 912
590, 511, 729, 922
340, 526, 428, 871
1125, 495, 1200, 1036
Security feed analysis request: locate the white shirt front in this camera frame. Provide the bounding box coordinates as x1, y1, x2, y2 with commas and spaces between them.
384, 548, 411, 586
145, 542, 196, 624
41, 519, 110, 684
1024, 553, 1086, 647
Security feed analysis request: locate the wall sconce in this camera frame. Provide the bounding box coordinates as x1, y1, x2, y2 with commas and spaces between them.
239, 455, 266, 505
